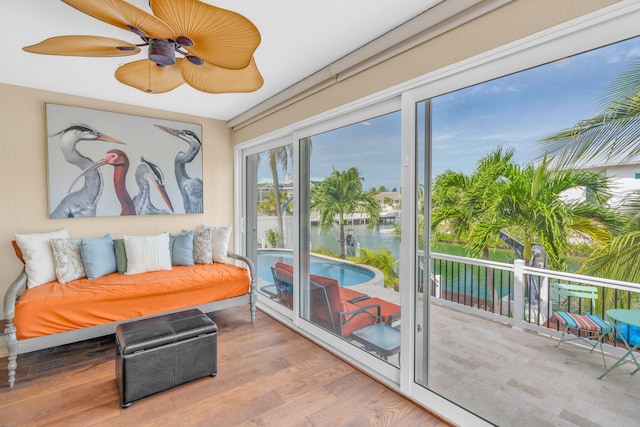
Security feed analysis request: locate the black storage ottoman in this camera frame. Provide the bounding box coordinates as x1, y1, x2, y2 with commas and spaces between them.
115, 308, 217, 408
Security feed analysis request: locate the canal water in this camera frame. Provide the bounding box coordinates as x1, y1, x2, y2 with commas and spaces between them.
310, 222, 583, 273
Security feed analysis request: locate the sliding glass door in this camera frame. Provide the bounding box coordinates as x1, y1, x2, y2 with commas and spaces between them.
246, 143, 295, 314
300, 111, 403, 367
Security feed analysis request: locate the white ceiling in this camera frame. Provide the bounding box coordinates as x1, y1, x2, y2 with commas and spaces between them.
1, 0, 442, 121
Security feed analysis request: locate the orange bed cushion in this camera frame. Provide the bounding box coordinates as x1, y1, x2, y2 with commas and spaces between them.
14, 263, 250, 339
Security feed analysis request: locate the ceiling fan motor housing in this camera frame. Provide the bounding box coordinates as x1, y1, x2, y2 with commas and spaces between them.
148, 38, 176, 66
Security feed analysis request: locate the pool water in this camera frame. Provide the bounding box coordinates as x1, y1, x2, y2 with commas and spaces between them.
257, 250, 375, 287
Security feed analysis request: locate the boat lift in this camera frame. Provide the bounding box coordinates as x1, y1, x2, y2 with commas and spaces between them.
498, 230, 547, 304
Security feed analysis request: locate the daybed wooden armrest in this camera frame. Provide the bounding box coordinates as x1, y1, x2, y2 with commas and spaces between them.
3, 268, 26, 388
3, 268, 26, 325
227, 251, 257, 321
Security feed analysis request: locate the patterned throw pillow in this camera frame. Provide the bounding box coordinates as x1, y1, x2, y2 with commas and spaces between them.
50, 238, 86, 283
201, 224, 231, 263
189, 228, 213, 264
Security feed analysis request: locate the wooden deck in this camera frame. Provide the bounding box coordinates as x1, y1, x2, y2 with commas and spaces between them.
0, 306, 446, 427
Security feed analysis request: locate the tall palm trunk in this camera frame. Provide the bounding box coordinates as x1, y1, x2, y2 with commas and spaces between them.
269, 151, 284, 248
338, 213, 346, 258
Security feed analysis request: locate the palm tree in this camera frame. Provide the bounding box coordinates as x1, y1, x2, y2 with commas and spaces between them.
432, 148, 625, 271
492, 156, 625, 271
432, 148, 516, 311
539, 62, 640, 280
258, 189, 292, 215
539, 62, 640, 168
433, 148, 624, 313
432, 147, 515, 261
260, 144, 293, 247
311, 167, 380, 258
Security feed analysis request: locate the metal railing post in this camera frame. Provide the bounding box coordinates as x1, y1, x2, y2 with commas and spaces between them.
513, 259, 526, 330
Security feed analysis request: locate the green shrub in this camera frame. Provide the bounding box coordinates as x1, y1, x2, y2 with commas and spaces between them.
352, 246, 398, 288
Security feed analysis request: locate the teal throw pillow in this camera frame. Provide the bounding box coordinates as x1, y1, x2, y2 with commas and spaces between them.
170, 231, 195, 266
80, 234, 117, 280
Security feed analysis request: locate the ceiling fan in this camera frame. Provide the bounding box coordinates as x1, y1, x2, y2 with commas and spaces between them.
23, 0, 263, 94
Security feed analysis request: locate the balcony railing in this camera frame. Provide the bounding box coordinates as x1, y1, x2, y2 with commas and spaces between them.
423, 251, 640, 352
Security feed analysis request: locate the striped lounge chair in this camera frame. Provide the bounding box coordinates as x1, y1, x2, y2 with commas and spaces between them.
552, 283, 613, 368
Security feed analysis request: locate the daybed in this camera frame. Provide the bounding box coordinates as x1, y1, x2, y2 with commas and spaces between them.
3, 227, 256, 388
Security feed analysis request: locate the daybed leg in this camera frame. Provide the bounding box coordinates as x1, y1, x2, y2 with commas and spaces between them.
4, 322, 17, 388
250, 300, 256, 323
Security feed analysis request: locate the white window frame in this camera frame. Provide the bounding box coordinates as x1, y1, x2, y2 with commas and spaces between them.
234, 2, 640, 424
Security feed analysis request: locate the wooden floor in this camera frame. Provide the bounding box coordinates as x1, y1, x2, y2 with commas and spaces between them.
0, 306, 447, 427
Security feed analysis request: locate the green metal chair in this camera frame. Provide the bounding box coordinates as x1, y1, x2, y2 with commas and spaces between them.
551, 283, 613, 368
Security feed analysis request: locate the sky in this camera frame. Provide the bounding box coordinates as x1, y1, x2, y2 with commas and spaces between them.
259, 35, 640, 190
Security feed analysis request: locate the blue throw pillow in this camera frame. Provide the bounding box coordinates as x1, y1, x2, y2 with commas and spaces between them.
81, 234, 117, 280
170, 231, 195, 266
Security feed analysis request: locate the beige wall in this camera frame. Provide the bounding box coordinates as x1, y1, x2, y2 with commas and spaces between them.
0, 83, 234, 315
232, 0, 618, 144
0, 0, 620, 318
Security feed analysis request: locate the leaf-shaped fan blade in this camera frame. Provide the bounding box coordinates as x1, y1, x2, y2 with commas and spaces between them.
151, 0, 260, 70
181, 57, 263, 93
115, 59, 184, 93
23, 36, 140, 56
62, 0, 174, 39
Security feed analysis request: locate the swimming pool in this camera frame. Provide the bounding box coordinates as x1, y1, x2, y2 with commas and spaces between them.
257, 249, 377, 287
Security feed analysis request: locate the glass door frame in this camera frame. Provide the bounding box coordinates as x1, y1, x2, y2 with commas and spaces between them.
234, 5, 639, 423
237, 96, 407, 385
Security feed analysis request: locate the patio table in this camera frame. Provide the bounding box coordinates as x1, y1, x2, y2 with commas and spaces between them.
598, 309, 640, 379
351, 323, 401, 361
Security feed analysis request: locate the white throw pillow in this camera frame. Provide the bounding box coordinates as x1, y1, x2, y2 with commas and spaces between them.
123, 233, 172, 275
201, 224, 231, 263
15, 229, 70, 288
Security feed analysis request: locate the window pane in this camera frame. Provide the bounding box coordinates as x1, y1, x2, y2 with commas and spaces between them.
303, 112, 402, 366
419, 34, 640, 426
252, 144, 295, 310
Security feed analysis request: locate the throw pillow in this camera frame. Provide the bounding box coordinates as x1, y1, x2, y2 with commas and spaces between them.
15, 229, 70, 288
114, 239, 127, 274
81, 234, 117, 280
123, 233, 172, 275
201, 224, 231, 263
50, 238, 86, 283
190, 228, 213, 264
170, 231, 195, 266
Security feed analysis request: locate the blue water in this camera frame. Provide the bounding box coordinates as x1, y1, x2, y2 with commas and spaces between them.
257, 250, 375, 286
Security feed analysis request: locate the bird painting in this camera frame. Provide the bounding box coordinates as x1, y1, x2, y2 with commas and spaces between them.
68, 149, 136, 216
46, 104, 203, 218
133, 157, 174, 215
49, 125, 125, 218
154, 124, 203, 213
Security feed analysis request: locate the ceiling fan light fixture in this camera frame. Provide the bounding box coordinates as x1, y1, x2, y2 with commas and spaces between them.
186, 55, 204, 66
148, 38, 175, 66
176, 36, 193, 47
